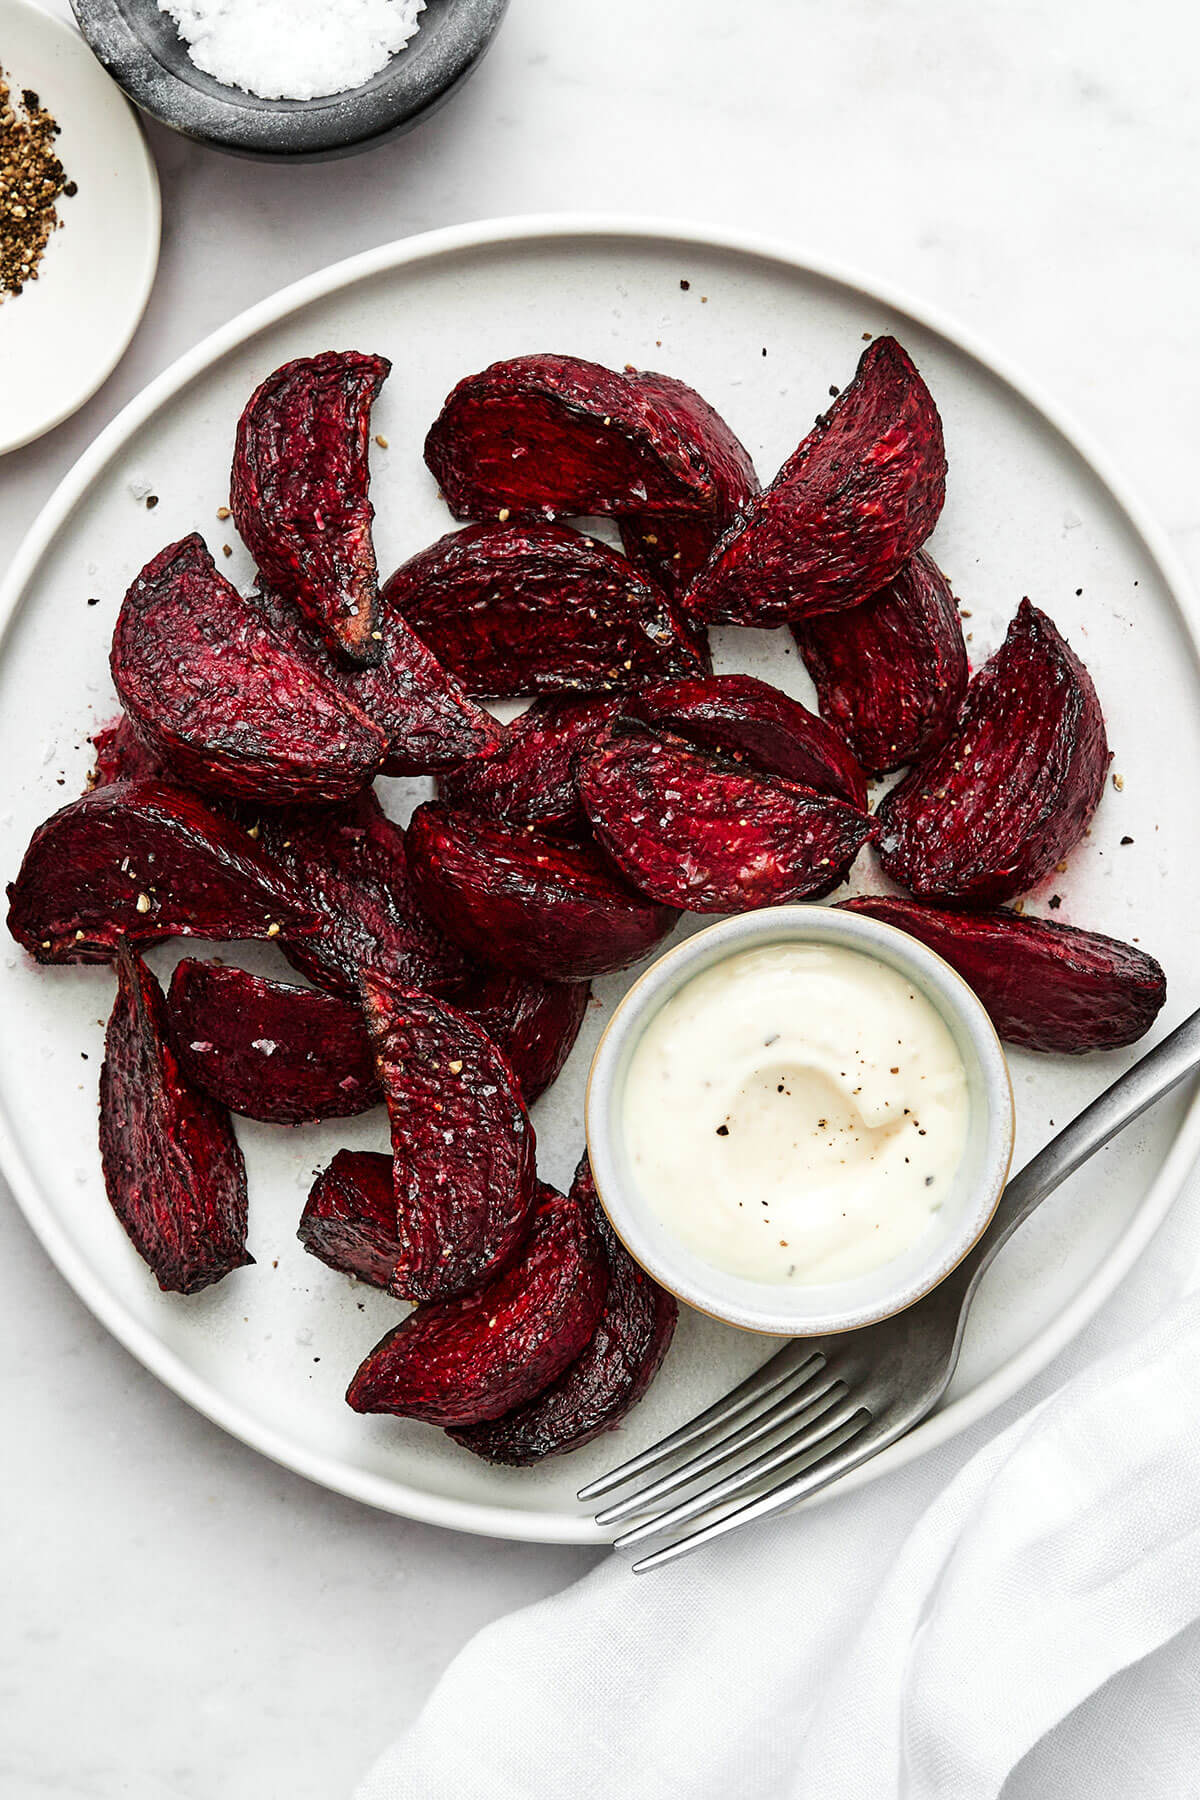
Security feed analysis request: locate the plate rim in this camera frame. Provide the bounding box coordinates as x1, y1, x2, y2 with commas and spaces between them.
0, 0, 162, 455
1, 211, 1197, 1545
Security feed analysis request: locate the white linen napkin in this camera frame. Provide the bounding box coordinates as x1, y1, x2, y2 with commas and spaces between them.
355, 1153, 1200, 1800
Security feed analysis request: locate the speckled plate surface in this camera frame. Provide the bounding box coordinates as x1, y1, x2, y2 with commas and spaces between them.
0, 0, 159, 453
1, 217, 1198, 1543
71, 0, 508, 159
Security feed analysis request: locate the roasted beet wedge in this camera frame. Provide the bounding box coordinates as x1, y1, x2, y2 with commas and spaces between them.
88, 715, 166, 789
406, 802, 678, 981
167, 960, 379, 1124
112, 536, 386, 805
619, 370, 759, 597
258, 790, 467, 1000
795, 551, 968, 776
424, 352, 721, 523
360, 974, 537, 1303
346, 1182, 608, 1427
99, 943, 251, 1294
298, 1150, 399, 1289
251, 581, 500, 779
455, 966, 590, 1104
438, 694, 626, 834
580, 727, 875, 913
6, 780, 318, 964
628, 673, 868, 809
840, 898, 1165, 1053
232, 351, 390, 666
686, 337, 947, 626
450, 1154, 676, 1465
876, 601, 1110, 906
381, 524, 707, 701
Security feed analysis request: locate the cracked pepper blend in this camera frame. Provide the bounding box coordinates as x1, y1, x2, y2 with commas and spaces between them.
0, 69, 75, 303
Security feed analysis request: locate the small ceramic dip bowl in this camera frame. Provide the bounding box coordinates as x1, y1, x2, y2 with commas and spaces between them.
586, 908, 1015, 1338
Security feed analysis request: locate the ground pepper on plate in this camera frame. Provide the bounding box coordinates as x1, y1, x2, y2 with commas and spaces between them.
0, 70, 73, 302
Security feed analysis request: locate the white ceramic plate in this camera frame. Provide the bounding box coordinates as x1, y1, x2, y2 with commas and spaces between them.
0, 0, 160, 454
1, 217, 1198, 1545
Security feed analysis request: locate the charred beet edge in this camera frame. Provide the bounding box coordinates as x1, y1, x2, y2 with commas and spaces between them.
686, 337, 947, 626
406, 802, 678, 982
438, 693, 626, 834
876, 600, 1110, 907
618, 370, 760, 597
251, 581, 501, 779
381, 523, 708, 701
167, 960, 380, 1124
232, 351, 390, 666
628, 673, 868, 809
424, 352, 719, 523
99, 943, 251, 1294
299, 1150, 399, 1289
6, 780, 319, 964
840, 897, 1165, 1053
579, 725, 875, 913
360, 973, 537, 1304
450, 1153, 676, 1464
795, 551, 968, 777
454, 966, 590, 1105
346, 1182, 608, 1427
111, 536, 386, 805
258, 789, 468, 1001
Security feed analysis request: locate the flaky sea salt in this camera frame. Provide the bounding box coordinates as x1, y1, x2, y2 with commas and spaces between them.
158, 0, 426, 102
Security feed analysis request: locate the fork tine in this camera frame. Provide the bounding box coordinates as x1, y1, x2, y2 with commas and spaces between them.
576, 1343, 824, 1502
614, 1400, 869, 1551
595, 1372, 845, 1527
630, 1415, 892, 1573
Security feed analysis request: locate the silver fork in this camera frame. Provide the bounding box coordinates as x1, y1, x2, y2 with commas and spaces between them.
579, 1005, 1200, 1572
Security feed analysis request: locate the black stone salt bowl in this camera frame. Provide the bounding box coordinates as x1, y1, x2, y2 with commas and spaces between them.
71, 0, 509, 161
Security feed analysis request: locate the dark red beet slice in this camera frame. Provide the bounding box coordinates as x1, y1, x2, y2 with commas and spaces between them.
406, 802, 678, 981
580, 727, 875, 913
257, 790, 468, 1000
167, 960, 379, 1124
618, 370, 759, 596
438, 693, 626, 834
686, 337, 947, 626
99, 943, 251, 1294
346, 1182, 608, 1427
6, 780, 318, 964
360, 974, 537, 1303
794, 551, 968, 776
298, 1150, 399, 1289
628, 673, 868, 809
232, 351, 390, 666
840, 897, 1165, 1053
450, 1153, 676, 1465
455, 966, 590, 1104
111, 536, 386, 805
88, 715, 166, 789
876, 600, 1110, 907
424, 352, 719, 523
251, 581, 501, 779
381, 524, 707, 701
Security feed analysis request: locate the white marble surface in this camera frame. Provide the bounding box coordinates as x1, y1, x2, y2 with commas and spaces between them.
3, 1, 1200, 1793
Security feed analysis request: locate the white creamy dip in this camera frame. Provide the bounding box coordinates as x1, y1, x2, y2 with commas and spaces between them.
621, 942, 970, 1286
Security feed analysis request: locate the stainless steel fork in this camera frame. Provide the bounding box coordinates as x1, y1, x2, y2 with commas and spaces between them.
579, 1005, 1200, 1572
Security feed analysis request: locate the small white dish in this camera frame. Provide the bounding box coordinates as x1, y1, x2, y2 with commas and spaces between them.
0, 0, 160, 454
586, 908, 1015, 1338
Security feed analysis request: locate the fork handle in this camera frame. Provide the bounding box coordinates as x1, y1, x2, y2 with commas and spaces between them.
958, 1004, 1200, 1300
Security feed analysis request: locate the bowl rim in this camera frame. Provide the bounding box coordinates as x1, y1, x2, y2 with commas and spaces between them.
585, 908, 1016, 1338
69, 0, 510, 158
